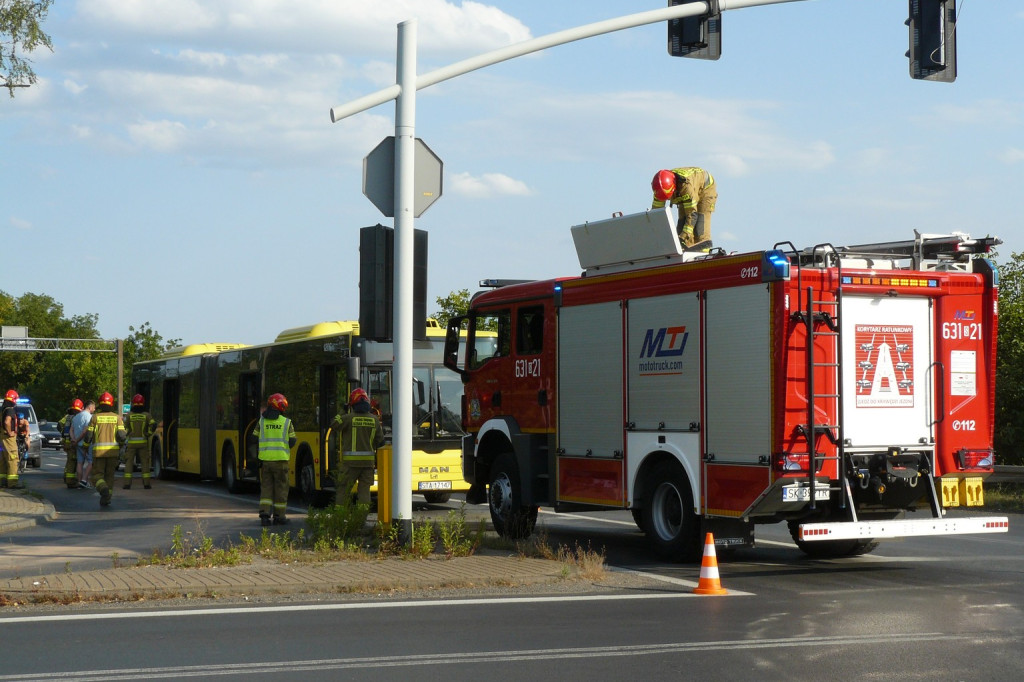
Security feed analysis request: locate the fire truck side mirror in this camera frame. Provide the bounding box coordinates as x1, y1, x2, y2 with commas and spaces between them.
443, 316, 467, 378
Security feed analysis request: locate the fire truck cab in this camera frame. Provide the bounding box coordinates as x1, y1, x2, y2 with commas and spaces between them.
444, 208, 1008, 561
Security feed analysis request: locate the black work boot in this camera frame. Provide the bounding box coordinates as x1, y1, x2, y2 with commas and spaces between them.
260, 513, 272, 527
273, 515, 289, 525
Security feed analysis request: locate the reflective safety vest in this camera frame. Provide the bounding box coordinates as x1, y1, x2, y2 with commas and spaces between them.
87, 413, 126, 458
126, 412, 155, 445
336, 414, 383, 464
257, 415, 293, 462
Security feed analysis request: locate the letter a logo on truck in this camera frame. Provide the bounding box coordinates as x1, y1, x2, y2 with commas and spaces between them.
638, 326, 688, 376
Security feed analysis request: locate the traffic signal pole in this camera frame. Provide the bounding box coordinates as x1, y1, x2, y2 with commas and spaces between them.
330, 0, 807, 544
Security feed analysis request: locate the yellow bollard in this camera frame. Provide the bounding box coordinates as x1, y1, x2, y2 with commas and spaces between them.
376, 444, 392, 528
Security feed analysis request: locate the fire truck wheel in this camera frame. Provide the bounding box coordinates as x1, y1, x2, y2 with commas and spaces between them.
642, 461, 702, 562
630, 508, 645, 532
787, 521, 880, 558
488, 452, 537, 540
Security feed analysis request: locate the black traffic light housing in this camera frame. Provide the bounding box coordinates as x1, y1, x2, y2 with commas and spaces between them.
907, 0, 957, 82
359, 224, 428, 342
668, 0, 721, 61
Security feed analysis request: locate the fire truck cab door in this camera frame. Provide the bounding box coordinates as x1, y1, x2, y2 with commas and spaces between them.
842, 296, 933, 448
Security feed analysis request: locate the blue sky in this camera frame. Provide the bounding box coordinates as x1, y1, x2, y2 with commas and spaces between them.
3, 0, 1022, 346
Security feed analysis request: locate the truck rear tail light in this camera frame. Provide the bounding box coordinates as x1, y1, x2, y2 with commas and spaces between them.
955, 448, 993, 470
774, 453, 809, 472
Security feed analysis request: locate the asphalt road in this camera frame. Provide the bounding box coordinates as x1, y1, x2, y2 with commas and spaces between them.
3, 451, 1023, 681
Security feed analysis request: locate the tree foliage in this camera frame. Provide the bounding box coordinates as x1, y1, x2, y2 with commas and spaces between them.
995, 252, 1024, 465
1, 0, 53, 96
0, 291, 178, 420
431, 289, 471, 328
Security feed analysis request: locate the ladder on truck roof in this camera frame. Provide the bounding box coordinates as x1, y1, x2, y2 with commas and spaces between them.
791, 231, 1001, 272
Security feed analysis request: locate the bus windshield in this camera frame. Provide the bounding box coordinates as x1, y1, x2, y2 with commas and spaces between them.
366, 365, 465, 441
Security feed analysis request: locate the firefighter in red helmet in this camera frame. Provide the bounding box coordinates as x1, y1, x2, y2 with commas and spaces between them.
1, 390, 21, 488
248, 393, 296, 526
651, 167, 717, 251
123, 394, 157, 490
83, 392, 127, 507
58, 399, 84, 488
331, 387, 385, 506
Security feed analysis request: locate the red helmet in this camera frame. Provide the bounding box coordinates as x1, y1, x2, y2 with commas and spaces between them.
99, 392, 115, 407
348, 388, 369, 406
267, 393, 288, 412
4, 389, 18, 403
71, 399, 84, 411
652, 169, 677, 202
131, 394, 145, 407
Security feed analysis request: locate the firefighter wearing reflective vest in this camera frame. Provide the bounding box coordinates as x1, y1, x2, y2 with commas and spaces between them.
123, 394, 157, 490
249, 393, 296, 526
1, 390, 22, 489
651, 167, 717, 250
83, 392, 127, 507
57, 399, 84, 489
332, 388, 385, 506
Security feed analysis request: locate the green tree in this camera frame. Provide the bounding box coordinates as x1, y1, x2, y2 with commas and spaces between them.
995, 252, 1024, 466
1, 0, 53, 96
0, 291, 178, 420
431, 289, 471, 328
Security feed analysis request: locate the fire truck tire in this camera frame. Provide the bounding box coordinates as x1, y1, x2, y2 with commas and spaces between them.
223, 447, 243, 494
630, 508, 645, 532
488, 451, 537, 540
787, 521, 879, 558
422, 491, 452, 504
641, 461, 702, 562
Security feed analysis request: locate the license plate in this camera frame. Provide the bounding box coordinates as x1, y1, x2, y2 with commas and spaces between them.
417, 481, 452, 491
782, 484, 831, 502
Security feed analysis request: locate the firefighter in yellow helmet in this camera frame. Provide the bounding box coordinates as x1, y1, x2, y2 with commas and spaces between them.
651, 167, 717, 250
1, 390, 23, 489
57, 398, 84, 489
331, 387, 385, 506
83, 392, 127, 507
249, 393, 296, 526
123, 394, 157, 490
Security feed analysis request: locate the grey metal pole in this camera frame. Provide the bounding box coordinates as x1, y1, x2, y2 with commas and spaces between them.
392, 19, 416, 543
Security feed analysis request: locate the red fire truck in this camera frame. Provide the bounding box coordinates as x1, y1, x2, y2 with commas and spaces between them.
443, 208, 1009, 561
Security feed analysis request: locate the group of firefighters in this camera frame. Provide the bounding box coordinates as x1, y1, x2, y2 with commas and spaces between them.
247, 387, 383, 526
4, 386, 385, 524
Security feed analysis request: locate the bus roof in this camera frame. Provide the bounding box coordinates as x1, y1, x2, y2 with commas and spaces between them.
162, 343, 249, 358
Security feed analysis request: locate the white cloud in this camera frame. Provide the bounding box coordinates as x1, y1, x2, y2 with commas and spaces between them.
450, 171, 532, 198
127, 119, 188, 152
10, 217, 33, 231
63, 79, 88, 95
75, 0, 532, 56
1001, 148, 1024, 164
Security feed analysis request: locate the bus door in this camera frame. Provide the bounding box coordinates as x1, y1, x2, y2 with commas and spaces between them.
239, 373, 261, 474
162, 380, 180, 469
320, 365, 344, 481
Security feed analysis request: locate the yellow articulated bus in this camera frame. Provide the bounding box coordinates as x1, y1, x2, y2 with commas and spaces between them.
130, 320, 472, 505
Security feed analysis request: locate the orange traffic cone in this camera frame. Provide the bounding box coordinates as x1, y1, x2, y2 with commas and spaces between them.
693, 532, 728, 595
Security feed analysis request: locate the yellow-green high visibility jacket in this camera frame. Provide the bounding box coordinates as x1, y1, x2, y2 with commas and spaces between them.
85, 412, 127, 458
651, 167, 715, 211
126, 411, 157, 445
332, 410, 385, 466
255, 415, 295, 462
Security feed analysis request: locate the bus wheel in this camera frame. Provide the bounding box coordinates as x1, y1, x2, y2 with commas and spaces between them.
642, 461, 701, 562
488, 451, 537, 540
151, 442, 165, 480
422, 491, 451, 504
223, 448, 242, 494
298, 453, 326, 507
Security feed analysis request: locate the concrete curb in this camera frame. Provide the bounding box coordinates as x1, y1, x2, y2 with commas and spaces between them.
0, 489, 57, 535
